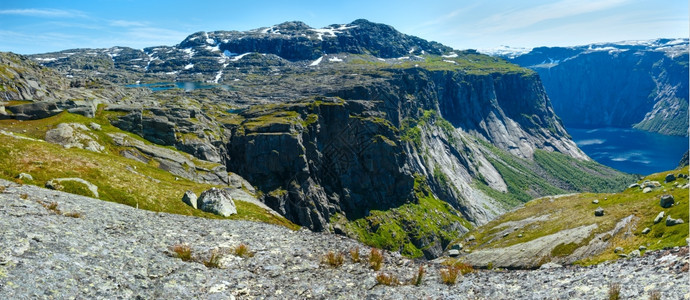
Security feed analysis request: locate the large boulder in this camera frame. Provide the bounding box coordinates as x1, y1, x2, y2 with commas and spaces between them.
182, 190, 197, 209
197, 188, 237, 217
666, 216, 684, 226
659, 195, 674, 208
594, 207, 604, 217
665, 173, 676, 183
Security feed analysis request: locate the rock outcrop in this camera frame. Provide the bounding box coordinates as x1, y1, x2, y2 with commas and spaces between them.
1, 179, 688, 299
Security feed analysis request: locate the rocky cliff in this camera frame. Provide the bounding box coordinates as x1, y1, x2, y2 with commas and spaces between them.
491, 39, 689, 136
17, 20, 636, 258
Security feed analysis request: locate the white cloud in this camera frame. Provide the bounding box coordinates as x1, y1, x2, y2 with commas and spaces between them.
109, 20, 148, 27
0, 8, 87, 18
478, 0, 631, 33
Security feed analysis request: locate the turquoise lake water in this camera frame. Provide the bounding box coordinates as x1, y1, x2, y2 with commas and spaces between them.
125, 82, 231, 91
567, 127, 689, 175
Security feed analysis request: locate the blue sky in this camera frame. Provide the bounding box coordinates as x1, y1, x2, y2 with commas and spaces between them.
1, 0, 687, 54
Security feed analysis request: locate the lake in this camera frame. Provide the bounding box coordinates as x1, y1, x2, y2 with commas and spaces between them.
567, 127, 689, 175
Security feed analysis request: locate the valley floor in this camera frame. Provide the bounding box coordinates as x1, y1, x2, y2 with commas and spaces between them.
0, 179, 687, 299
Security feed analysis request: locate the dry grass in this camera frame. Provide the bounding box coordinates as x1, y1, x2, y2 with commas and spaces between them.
369, 248, 384, 271
38, 200, 62, 214
171, 244, 193, 261
440, 266, 461, 285
0, 185, 5, 193
375, 273, 399, 286
608, 283, 621, 300
63, 211, 82, 218
350, 247, 361, 263
323, 251, 345, 268
233, 243, 254, 258
203, 250, 221, 268
648, 290, 661, 300
20, 193, 28, 200
410, 265, 425, 286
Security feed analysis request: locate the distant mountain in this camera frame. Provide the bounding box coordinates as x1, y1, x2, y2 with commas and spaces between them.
483, 39, 689, 136
3, 20, 636, 259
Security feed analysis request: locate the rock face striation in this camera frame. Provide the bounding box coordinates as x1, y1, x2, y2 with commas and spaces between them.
489, 39, 689, 136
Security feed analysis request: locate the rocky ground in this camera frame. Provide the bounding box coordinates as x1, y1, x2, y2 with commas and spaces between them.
0, 179, 687, 299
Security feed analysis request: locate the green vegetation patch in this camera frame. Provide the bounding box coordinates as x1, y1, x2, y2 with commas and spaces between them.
459, 166, 689, 265
336, 175, 471, 258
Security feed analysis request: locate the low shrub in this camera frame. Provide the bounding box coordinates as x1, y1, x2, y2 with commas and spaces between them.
440, 266, 460, 285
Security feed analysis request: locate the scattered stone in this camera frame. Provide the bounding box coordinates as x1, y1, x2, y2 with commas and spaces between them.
660, 195, 674, 208
197, 188, 237, 217
642, 187, 652, 193
639, 246, 647, 251
451, 243, 463, 250
672, 246, 680, 253
16, 173, 33, 181
89, 122, 102, 131
592, 199, 599, 204
604, 197, 608, 200
182, 190, 197, 209
665, 173, 676, 183
518, 234, 523, 238
594, 207, 604, 217
678, 173, 687, 179
641, 228, 651, 234
614, 247, 624, 253
466, 235, 476, 242
618, 254, 628, 258
503, 232, 509, 238
539, 262, 562, 269
448, 249, 460, 257
464, 249, 471, 253
627, 183, 640, 189
666, 216, 684, 226
654, 211, 665, 224
629, 250, 641, 258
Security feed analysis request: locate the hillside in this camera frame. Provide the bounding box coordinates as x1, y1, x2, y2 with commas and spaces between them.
0, 178, 687, 298
2, 20, 637, 259
487, 39, 689, 136
453, 167, 689, 268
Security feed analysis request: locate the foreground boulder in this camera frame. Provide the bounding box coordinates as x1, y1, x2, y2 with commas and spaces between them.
659, 195, 674, 208
197, 188, 237, 216
182, 190, 198, 209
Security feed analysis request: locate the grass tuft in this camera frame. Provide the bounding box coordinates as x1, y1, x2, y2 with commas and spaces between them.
232, 243, 254, 258
608, 283, 621, 300
349, 247, 361, 263
369, 248, 384, 271
63, 211, 82, 218
323, 251, 345, 268
648, 290, 661, 300
439, 265, 460, 285
410, 265, 425, 286
203, 250, 221, 268
375, 273, 399, 286
171, 244, 193, 261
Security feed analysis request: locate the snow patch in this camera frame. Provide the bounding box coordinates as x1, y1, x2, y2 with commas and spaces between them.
310, 24, 357, 40
205, 44, 220, 52
443, 60, 457, 64
442, 53, 458, 58
328, 57, 343, 62
213, 71, 223, 83
230, 53, 252, 61
34, 57, 57, 62
184, 63, 194, 70
309, 56, 323, 66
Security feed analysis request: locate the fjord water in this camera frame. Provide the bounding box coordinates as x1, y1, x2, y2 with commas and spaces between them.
567, 127, 689, 175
